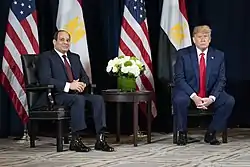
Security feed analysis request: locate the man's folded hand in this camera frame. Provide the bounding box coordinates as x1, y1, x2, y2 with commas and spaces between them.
70, 79, 86, 92
201, 97, 214, 107
192, 95, 208, 109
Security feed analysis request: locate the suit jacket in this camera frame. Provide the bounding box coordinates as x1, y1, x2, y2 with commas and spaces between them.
37, 50, 90, 94
173, 46, 226, 98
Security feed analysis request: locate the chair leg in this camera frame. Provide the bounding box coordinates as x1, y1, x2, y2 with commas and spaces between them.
222, 128, 228, 143
57, 120, 63, 152
64, 120, 69, 144
64, 136, 69, 144
29, 120, 35, 148
173, 114, 177, 144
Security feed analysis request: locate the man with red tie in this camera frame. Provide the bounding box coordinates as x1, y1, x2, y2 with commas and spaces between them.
172, 25, 235, 145
37, 30, 114, 152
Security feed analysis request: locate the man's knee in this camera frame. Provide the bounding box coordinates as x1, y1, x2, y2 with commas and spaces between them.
92, 94, 104, 103
72, 95, 85, 106
226, 95, 235, 108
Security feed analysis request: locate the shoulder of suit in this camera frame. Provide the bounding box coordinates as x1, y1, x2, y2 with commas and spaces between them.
176, 46, 192, 57
177, 46, 192, 52
68, 51, 80, 58
209, 47, 224, 58
39, 50, 53, 59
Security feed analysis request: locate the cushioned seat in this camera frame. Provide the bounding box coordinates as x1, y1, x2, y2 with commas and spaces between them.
30, 108, 70, 120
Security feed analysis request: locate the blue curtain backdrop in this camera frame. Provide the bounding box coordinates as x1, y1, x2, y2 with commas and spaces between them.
1, 0, 250, 136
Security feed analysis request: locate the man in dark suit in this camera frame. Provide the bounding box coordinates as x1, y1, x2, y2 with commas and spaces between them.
172, 25, 235, 145
37, 30, 114, 152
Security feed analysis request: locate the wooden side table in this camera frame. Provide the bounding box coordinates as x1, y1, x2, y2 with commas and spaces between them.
102, 90, 153, 146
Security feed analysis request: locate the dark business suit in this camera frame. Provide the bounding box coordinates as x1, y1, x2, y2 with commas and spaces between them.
37, 50, 106, 134
172, 46, 235, 132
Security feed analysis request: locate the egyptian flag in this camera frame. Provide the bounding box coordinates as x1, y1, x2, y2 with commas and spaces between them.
56, 0, 92, 82
157, 0, 192, 83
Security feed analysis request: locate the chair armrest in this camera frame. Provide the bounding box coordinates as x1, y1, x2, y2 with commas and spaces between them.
90, 84, 96, 88
26, 84, 54, 91
26, 84, 55, 110
168, 83, 175, 88
90, 84, 96, 94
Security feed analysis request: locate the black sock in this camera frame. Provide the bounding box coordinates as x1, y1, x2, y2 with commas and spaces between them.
71, 132, 79, 140
72, 129, 87, 140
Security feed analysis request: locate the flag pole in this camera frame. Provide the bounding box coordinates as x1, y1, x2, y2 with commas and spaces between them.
14, 123, 29, 143
23, 123, 29, 141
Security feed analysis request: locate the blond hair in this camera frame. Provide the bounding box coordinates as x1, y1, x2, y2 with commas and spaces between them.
192, 25, 212, 37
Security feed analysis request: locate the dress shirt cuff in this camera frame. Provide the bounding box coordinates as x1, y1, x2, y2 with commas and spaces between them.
209, 95, 216, 102
190, 93, 197, 99
64, 82, 70, 92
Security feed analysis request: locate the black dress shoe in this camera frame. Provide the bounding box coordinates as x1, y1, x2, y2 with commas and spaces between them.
95, 134, 114, 152
204, 131, 221, 145
177, 131, 187, 146
69, 137, 91, 152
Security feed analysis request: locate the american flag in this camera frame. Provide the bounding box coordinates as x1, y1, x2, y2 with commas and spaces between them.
119, 0, 157, 117
0, 0, 39, 124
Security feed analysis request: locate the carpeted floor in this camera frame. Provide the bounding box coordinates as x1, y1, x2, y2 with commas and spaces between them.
1, 128, 250, 167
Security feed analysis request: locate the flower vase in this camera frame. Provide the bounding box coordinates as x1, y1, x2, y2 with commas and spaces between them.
117, 76, 136, 92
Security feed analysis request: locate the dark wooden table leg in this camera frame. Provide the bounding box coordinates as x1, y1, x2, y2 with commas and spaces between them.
147, 101, 152, 143
222, 128, 228, 143
57, 120, 63, 152
116, 103, 121, 142
133, 102, 138, 147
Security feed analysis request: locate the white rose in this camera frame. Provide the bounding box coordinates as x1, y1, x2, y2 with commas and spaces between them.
131, 65, 140, 77
130, 60, 136, 66
107, 59, 114, 66
113, 57, 121, 65
112, 66, 118, 73
120, 57, 126, 64
106, 65, 112, 72
121, 66, 129, 73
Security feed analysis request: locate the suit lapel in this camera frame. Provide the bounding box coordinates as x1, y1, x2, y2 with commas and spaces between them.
190, 46, 199, 85
206, 47, 213, 86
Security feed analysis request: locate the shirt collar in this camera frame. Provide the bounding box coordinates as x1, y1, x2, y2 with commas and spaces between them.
54, 49, 67, 58
196, 47, 208, 56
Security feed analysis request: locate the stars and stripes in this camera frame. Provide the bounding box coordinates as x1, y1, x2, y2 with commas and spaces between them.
119, 0, 157, 117
0, 0, 39, 124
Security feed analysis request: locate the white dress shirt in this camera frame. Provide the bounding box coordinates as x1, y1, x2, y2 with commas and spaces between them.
190, 47, 216, 102
197, 47, 208, 65
54, 49, 71, 92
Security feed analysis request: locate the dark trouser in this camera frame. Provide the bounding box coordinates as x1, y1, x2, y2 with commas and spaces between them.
55, 93, 106, 134
172, 91, 235, 132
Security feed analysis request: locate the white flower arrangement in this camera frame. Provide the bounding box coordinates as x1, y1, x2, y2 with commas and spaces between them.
106, 55, 145, 78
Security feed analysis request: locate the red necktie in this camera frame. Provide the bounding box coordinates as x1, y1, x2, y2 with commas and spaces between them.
198, 53, 206, 97
62, 55, 74, 82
